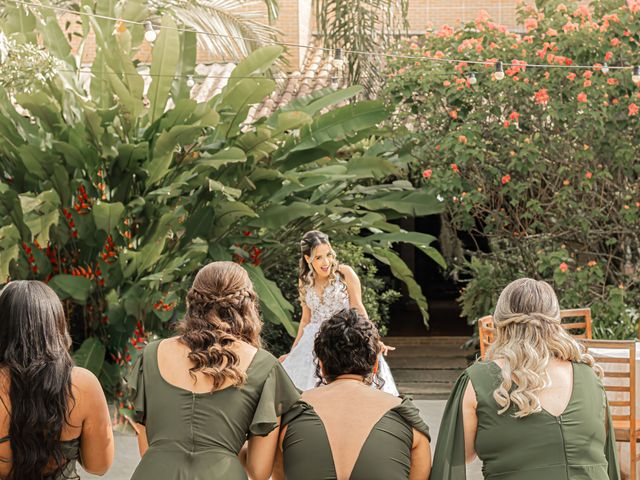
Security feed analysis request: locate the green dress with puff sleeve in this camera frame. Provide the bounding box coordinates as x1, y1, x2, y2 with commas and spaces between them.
126, 340, 300, 480
431, 361, 620, 480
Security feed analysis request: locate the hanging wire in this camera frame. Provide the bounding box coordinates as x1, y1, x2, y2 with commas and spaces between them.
6, 0, 637, 72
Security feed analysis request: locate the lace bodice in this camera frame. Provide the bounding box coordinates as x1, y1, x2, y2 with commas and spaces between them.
304, 273, 350, 325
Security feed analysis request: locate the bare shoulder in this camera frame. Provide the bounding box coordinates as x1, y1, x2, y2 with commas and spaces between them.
337, 264, 358, 281
72, 366, 103, 392
70, 367, 105, 415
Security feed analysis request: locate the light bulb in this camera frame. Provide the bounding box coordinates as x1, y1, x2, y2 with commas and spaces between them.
632, 66, 640, 84
186, 75, 195, 88
601, 62, 609, 74
331, 76, 339, 89
467, 72, 477, 85
333, 48, 344, 69
144, 21, 157, 43
494, 61, 505, 80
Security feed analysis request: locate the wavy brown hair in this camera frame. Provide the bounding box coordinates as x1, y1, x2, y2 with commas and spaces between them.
0, 280, 75, 480
178, 261, 262, 391
487, 278, 600, 418
313, 308, 384, 389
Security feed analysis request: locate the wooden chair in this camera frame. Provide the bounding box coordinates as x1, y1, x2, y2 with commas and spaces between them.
580, 339, 638, 480
478, 308, 593, 360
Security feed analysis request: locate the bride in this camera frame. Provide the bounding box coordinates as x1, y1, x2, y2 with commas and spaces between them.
280, 230, 399, 395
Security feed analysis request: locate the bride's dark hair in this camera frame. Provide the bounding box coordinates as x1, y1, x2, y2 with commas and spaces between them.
178, 261, 262, 390
0, 280, 75, 480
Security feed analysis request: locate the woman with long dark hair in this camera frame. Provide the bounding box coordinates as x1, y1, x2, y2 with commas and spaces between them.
0, 280, 113, 480
127, 261, 299, 480
274, 308, 431, 480
280, 230, 398, 394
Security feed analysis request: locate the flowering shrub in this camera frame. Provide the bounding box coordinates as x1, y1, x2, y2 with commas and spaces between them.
384, 0, 640, 338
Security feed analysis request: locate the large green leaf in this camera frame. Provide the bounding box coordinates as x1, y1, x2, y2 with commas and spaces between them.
0, 225, 20, 282
226, 45, 284, 89
147, 15, 181, 123
73, 337, 106, 376
216, 78, 276, 139
369, 247, 429, 326
358, 190, 444, 217
48, 275, 93, 304
360, 231, 446, 269
19, 189, 61, 245
93, 201, 125, 233
244, 264, 296, 336
197, 147, 247, 171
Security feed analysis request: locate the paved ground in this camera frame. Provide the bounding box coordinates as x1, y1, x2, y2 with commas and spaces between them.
80, 399, 483, 479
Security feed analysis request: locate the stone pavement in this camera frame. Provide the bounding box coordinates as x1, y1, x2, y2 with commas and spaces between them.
80, 399, 483, 479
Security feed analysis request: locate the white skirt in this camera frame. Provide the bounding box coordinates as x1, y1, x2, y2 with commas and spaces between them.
282, 322, 399, 395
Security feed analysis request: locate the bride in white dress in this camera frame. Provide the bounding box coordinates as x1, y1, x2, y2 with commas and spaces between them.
280, 230, 399, 395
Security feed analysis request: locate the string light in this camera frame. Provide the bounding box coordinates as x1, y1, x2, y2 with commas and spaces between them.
632, 66, 640, 84
144, 21, 157, 43
6, 0, 639, 74
333, 48, 344, 69
601, 63, 610, 74
186, 75, 195, 87
494, 61, 505, 80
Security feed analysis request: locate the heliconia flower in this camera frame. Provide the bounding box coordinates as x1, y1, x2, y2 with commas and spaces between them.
629, 103, 639, 116
559, 262, 569, 273
501, 174, 511, 185
422, 169, 433, 179
577, 93, 588, 103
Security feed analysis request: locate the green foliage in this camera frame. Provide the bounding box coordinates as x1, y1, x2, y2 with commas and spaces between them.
0, 2, 441, 396
384, 0, 639, 339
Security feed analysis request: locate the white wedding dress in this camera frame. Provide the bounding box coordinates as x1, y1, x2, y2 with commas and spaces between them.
282, 273, 399, 395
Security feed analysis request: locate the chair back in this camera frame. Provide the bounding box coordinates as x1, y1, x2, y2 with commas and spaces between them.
478, 308, 593, 359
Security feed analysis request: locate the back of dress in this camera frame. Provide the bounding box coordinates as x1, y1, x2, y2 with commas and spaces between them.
281, 395, 429, 480
127, 340, 299, 480
432, 361, 620, 480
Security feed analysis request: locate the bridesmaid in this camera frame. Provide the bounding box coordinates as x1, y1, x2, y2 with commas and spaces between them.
274, 308, 431, 480
432, 278, 620, 480
0, 281, 113, 480
127, 261, 300, 480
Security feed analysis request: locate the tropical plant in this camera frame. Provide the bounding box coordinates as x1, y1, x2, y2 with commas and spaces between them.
0, 0, 280, 62
314, 0, 409, 95
384, 0, 640, 339
0, 1, 442, 399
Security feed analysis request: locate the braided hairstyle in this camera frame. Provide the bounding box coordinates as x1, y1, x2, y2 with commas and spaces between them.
313, 308, 384, 389
298, 230, 339, 298
487, 278, 599, 417
178, 261, 262, 390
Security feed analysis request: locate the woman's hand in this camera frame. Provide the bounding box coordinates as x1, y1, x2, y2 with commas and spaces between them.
379, 341, 396, 356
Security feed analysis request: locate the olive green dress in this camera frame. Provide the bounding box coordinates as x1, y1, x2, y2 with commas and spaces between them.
431, 361, 621, 480
280, 396, 430, 479
127, 340, 300, 480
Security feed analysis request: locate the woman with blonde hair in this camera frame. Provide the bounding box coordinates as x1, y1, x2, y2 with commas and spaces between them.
127, 261, 299, 480
432, 277, 620, 480
280, 230, 398, 395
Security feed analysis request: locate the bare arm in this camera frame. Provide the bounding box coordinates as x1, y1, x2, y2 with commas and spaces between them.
462, 380, 479, 463
243, 421, 282, 480
127, 420, 149, 457
279, 298, 311, 361
271, 425, 288, 480
75, 368, 114, 475
409, 429, 431, 480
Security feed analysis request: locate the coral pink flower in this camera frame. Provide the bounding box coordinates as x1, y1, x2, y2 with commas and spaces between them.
423, 169, 433, 179
577, 93, 588, 103
534, 88, 550, 105
509, 111, 520, 121
501, 174, 511, 185
449, 109, 458, 119
607, 78, 618, 86
503, 120, 510, 128
458, 135, 468, 144
583, 80, 592, 87
546, 28, 558, 36
585, 171, 593, 179
559, 262, 569, 273
629, 103, 639, 116
451, 163, 460, 173
584, 70, 593, 79
604, 51, 613, 61
524, 18, 538, 31
567, 73, 576, 81
610, 38, 621, 47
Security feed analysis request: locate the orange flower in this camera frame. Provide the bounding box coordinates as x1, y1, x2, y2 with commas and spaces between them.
583, 80, 592, 87
443, 80, 451, 87
451, 163, 460, 173
524, 18, 538, 31
458, 135, 468, 144
534, 88, 550, 105
449, 109, 458, 119
585, 171, 593, 179
629, 103, 639, 116
559, 262, 569, 273
503, 120, 510, 128
509, 111, 520, 121
577, 92, 588, 103
501, 174, 511, 185
566, 72, 576, 81
587, 260, 597, 267
610, 38, 621, 47
563, 179, 571, 186
583, 70, 593, 79
607, 78, 618, 86
423, 169, 432, 179
604, 51, 613, 61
